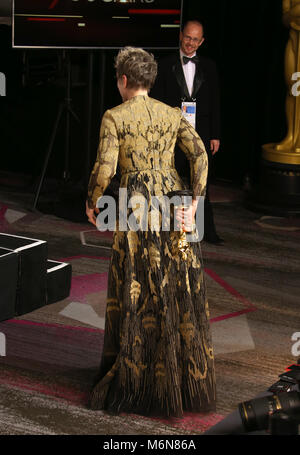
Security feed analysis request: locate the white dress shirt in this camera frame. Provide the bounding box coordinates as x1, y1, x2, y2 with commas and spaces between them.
180, 49, 196, 97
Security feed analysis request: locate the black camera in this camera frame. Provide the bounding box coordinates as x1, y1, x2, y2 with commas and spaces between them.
238, 361, 300, 434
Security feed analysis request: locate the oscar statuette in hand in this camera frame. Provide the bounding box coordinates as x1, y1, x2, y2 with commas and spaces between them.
168, 190, 194, 261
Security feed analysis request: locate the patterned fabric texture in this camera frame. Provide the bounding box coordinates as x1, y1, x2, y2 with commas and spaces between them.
88, 95, 216, 417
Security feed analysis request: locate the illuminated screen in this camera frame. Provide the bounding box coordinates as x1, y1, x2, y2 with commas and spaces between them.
13, 0, 183, 49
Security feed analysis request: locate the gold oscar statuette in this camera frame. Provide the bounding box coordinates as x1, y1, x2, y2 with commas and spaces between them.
168, 190, 194, 262
263, 0, 300, 165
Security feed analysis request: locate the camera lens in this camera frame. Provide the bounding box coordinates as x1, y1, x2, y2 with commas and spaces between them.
269, 411, 299, 435
238, 391, 300, 432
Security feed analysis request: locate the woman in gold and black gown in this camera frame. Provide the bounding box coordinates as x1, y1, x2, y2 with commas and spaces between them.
86, 47, 216, 417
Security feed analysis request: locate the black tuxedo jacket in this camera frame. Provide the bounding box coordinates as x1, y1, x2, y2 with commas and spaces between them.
151, 51, 221, 149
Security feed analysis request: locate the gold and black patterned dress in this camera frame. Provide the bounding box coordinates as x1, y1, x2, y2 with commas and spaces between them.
87, 95, 216, 417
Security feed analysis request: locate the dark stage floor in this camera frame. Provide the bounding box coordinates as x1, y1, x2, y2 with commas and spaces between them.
0, 179, 300, 435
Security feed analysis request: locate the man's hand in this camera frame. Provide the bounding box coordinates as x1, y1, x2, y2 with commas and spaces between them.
86, 200, 99, 226
210, 139, 220, 156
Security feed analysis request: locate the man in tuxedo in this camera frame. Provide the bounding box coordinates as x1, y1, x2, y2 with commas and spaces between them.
151, 20, 223, 245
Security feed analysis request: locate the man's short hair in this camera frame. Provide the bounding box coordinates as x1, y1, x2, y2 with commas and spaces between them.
182, 19, 205, 35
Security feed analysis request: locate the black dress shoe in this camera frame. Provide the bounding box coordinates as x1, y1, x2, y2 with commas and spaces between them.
203, 235, 225, 245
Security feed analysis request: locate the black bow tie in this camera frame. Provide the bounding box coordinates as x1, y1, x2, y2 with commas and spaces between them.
182, 55, 199, 65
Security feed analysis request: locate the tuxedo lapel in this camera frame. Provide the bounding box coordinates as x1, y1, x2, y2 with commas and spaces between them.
171, 54, 205, 100
171, 57, 190, 100
192, 61, 205, 98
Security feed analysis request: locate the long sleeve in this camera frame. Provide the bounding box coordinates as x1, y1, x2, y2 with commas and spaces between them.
176, 114, 208, 199
87, 110, 119, 209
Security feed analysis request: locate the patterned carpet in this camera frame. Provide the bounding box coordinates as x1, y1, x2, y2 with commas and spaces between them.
0, 183, 300, 435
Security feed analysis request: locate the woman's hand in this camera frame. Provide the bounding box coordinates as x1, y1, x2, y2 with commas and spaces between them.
175, 200, 198, 232
86, 200, 100, 226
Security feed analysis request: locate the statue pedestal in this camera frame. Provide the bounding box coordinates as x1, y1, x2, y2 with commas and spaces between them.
245, 144, 300, 216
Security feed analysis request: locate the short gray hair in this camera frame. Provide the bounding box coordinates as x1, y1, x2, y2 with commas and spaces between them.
115, 47, 158, 90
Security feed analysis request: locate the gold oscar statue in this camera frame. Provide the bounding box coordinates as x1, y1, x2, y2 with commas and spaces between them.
263, 0, 300, 165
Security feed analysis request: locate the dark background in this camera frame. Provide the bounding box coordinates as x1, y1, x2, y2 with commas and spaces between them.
0, 0, 289, 191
